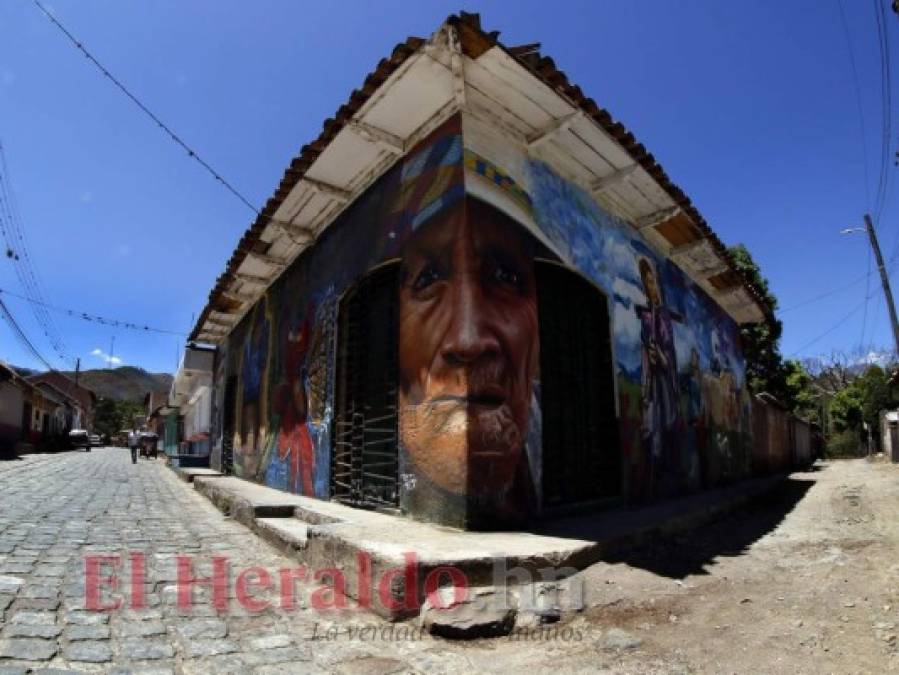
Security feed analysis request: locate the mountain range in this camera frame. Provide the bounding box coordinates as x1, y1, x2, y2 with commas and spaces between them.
12, 365, 172, 402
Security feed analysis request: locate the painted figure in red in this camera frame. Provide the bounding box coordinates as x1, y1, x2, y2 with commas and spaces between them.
274, 311, 315, 496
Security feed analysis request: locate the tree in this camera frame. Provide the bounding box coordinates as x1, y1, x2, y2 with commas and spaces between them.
784, 359, 819, 423
830, 385, 864, 432
92, 397, 147, 441
92, 397, 121, 440
856, 365, 897, 431
828, 365, 898, 437
728, 244, 790, 402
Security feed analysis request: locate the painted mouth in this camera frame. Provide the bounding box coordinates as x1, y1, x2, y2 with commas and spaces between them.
431, 388, 506, 409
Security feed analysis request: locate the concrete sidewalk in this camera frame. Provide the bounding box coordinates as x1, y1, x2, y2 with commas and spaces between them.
173, 465, 787, 622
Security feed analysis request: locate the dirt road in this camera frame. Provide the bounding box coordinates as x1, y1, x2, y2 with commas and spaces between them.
523, 458, 899, 673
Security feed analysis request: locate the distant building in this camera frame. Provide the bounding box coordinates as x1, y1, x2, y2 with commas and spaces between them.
0, 362, 37, 454
27, 371, 96, 430
163, 345, 214, 467
2, 363, 89, 453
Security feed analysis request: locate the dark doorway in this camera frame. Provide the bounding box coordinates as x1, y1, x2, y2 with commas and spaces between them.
537, 261, 621, 508
332, 263, 400, 509
221, 375, 238, 474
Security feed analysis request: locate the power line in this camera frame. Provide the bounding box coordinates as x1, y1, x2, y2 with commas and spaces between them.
0, 287, 188, 337
31, 0, 259, 216
0, 141, 74, 366
860, 246, 873, 348
0, 297, 55, 371
780, 270, 872, 312
872, 0, 893, 223
837, 0, 872, 210
790, 294, 875, 357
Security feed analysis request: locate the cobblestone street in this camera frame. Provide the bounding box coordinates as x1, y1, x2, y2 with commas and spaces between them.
0, 448, 492, 674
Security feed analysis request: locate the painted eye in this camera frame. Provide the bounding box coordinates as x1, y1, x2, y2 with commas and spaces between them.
412, 266, 440, 291
493, 264, 520, 288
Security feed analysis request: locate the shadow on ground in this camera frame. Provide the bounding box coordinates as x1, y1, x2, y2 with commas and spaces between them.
532, 475, 816, 579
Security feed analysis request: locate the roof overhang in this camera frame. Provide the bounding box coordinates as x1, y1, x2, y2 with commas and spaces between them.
190, 13, 770, 343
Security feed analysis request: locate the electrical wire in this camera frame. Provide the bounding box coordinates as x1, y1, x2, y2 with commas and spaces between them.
860, 246, 873, 349
872, 0, 893, 225
837, 0, 872, 210
30, 0, 259, 216
0, 287, 187, 337
790, 293, 875, 356
779, 270, 872, 312
0, 142, 74, 366
0, 297, 55, 371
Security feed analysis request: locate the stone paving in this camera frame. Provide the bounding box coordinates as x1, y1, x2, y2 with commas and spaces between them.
0, 449, 530, 674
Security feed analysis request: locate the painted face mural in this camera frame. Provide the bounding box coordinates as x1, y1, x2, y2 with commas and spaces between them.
398, 198, 539, 517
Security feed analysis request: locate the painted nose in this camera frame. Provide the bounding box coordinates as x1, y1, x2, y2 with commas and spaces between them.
441, 273, 500, 366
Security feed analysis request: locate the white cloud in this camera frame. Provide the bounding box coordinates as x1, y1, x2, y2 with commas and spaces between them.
613, 303, 642, 373
601, 237, 641, 282
91, 348, 122, 366
612, 277, 646, 308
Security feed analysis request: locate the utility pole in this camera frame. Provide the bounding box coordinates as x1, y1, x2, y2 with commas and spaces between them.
863, 214, 899, 356
74, 357, 80, 388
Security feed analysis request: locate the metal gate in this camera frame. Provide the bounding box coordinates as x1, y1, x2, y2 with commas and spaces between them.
537, 261, 621, 507
331, 263, 400, 509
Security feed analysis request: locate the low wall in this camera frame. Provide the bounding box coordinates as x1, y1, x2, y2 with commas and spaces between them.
751, 396, 818, 474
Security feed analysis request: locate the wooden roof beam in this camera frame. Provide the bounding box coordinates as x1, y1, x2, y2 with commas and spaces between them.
527, 111, 581, 150
668, 237, 708, 257
346, 120, 405, 154
267, 218, 315, 242
591, 163, 639, 194
303, 177, 352, 203
246, 250, 289, 269
220, 290, 255, 304
233, 271, 272, 285
635, 206, 681, 230
447, 25, 467, 109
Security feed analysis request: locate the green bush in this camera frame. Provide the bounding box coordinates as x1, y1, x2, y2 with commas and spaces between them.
826, 430, 864, 458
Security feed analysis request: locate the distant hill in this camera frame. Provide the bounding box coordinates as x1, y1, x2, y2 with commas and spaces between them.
24, 366, 173, 402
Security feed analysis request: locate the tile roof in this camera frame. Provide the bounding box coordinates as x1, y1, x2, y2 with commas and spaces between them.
189, 12, 771, 341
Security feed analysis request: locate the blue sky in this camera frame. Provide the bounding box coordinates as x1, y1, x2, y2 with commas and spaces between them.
0, 0, 896, 374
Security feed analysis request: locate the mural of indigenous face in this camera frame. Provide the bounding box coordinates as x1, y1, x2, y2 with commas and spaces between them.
398, 198, 539, 512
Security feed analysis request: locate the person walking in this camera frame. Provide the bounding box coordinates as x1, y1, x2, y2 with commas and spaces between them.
128, 429, 138, 465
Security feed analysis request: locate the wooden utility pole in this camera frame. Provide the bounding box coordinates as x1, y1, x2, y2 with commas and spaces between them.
863, 214, 899, 356
74, 357, 80, 388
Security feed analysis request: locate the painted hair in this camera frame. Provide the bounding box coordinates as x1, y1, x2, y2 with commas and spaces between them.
637, 257, 655, 283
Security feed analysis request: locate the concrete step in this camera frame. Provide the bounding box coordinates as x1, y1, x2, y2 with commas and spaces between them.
174, 467, 224, 483
189, 470, 790, 621
254, 517, 309, 554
